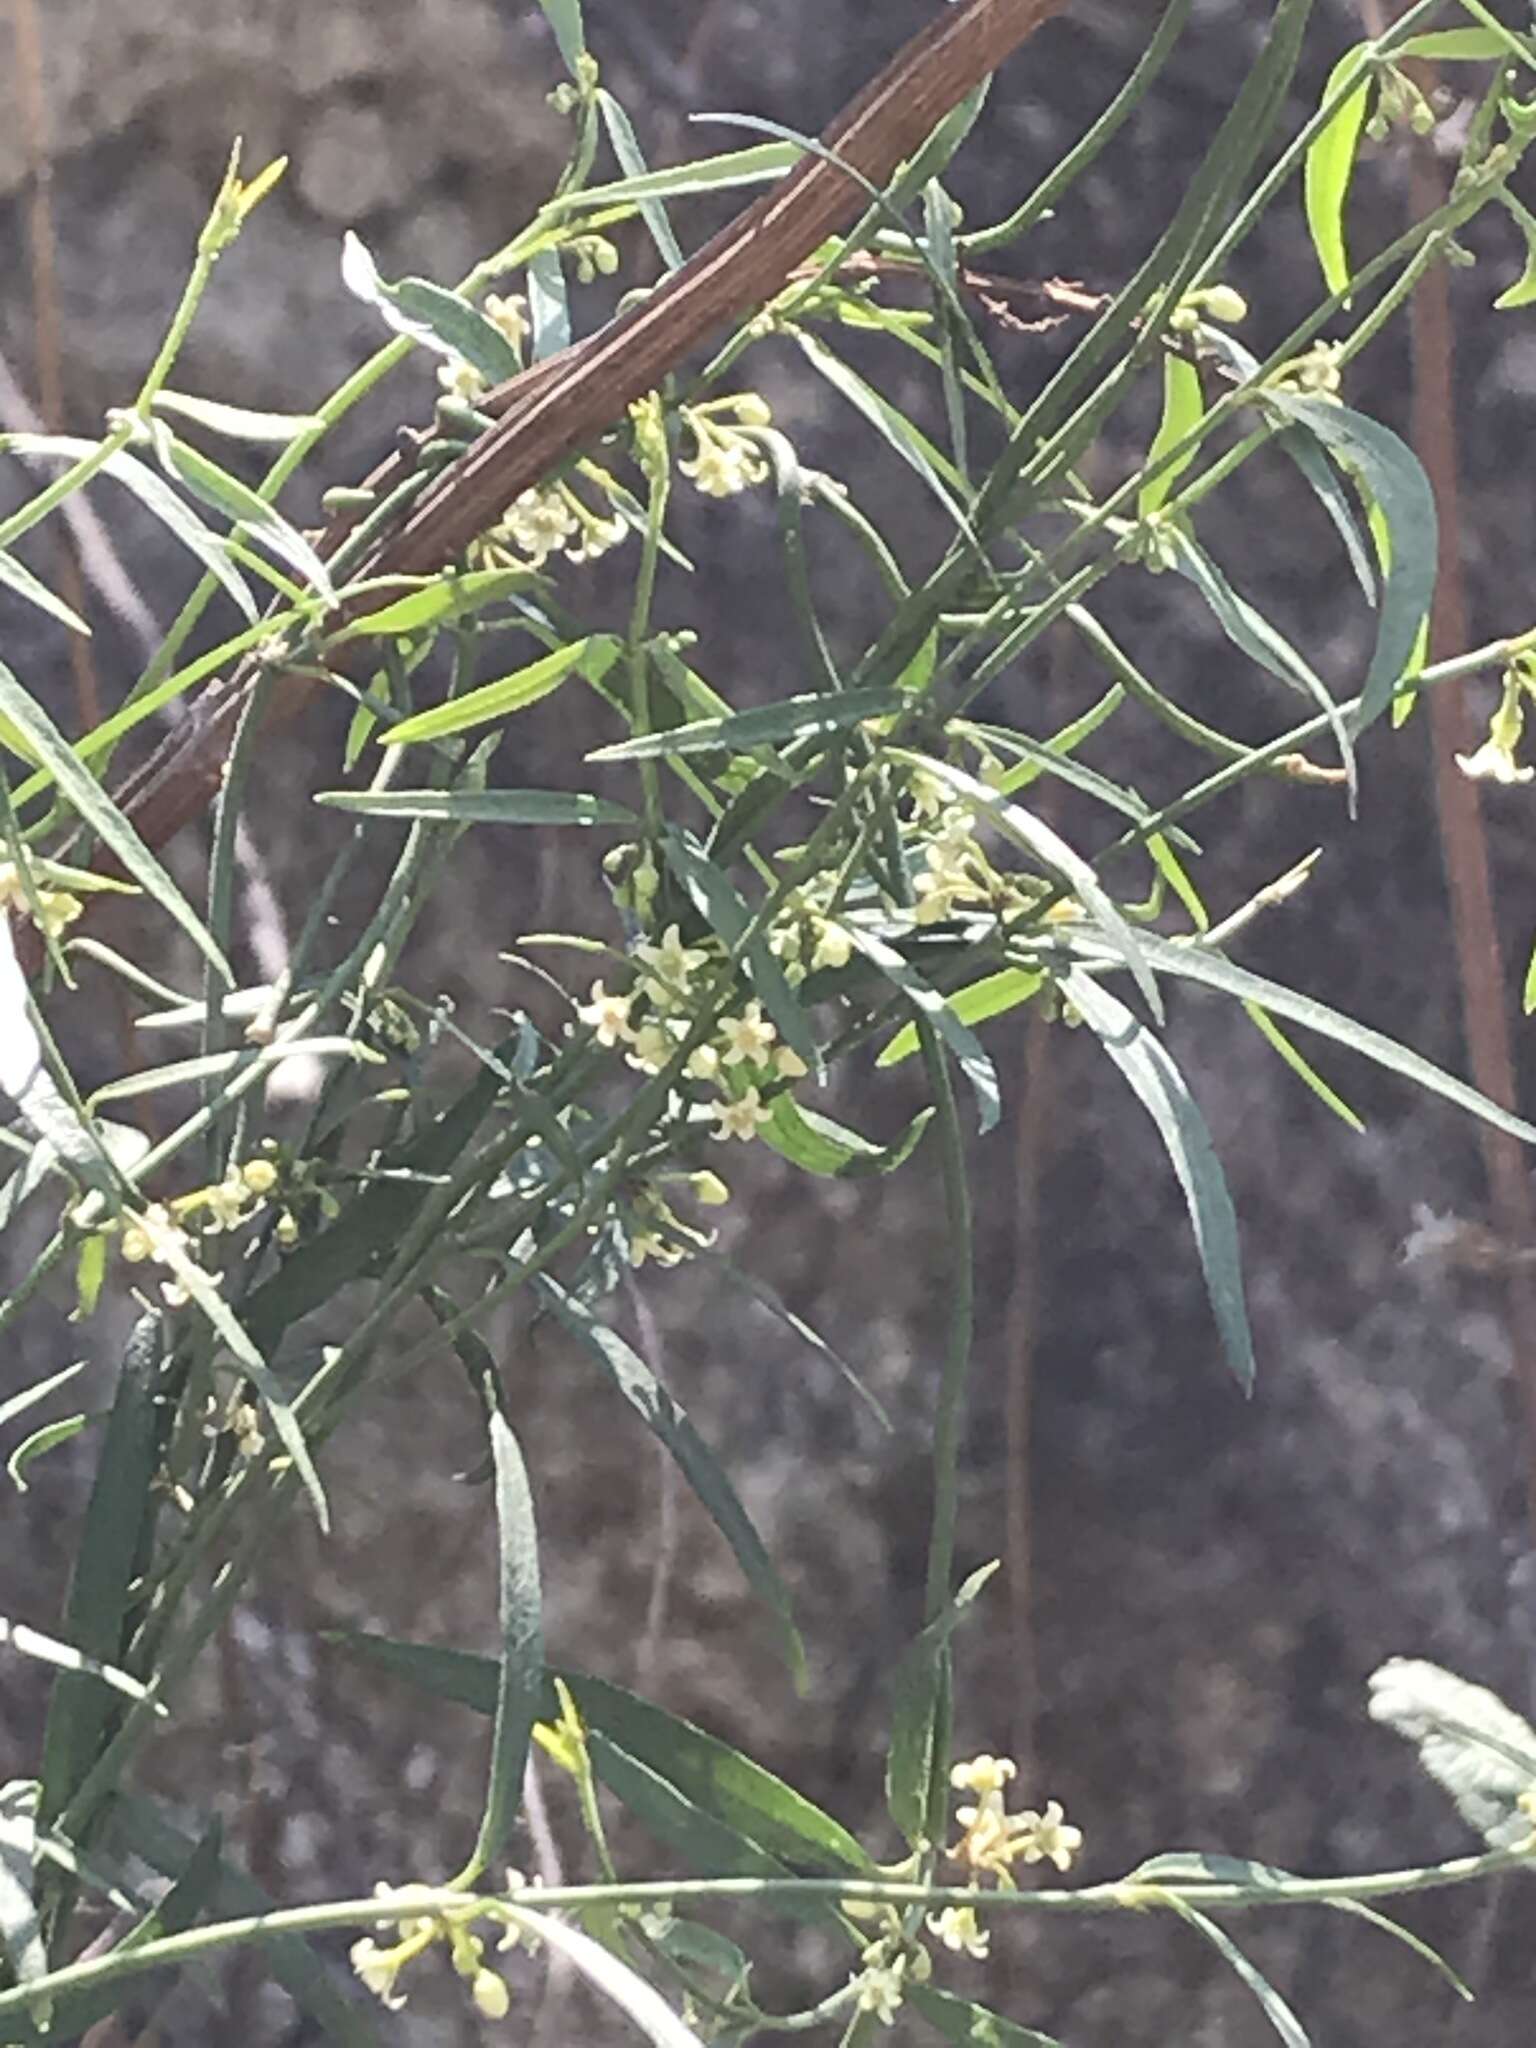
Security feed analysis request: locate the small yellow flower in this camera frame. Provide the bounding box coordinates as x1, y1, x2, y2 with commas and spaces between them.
926, 1903, 990, 1959
634, 922, 710, 1002
710, 1087, 770, 1142
853, 1950, 908, 2026
349, 1937, 409, 2012
810, 919, 853, 972
625, 1022, 678, 1075
1013, 1799, 1083, 1872
1456, 737, 1533, 785
952, 1756, 1018, 1798
240, 1158, 279, 1196
576, 982, 634, 1047
719, 1001, 777, 1067
484, 292, 530, 351
686, 1042, 722, 1083
471, 1967, 511, 2018
773, 1044, 808, 1080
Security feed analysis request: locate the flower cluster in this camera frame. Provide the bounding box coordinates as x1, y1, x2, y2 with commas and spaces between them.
678, 394, 772, 498
574, 922, 808, 1164
945, 1753, 1082, 1885
350, 1879, 527, 2020
119, 1157, 279, 1306
1268, 338, 1345, 399
848, 1932, 930, 2027
475, 471, 629, 573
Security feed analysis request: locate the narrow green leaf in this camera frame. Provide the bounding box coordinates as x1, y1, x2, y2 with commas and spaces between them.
1394, 28, 1513, 58
758, 1094, 933, 1179
536, 0, 587, 73
796, 332, 971, 529
889, 751, 1163, 1022
909, 1984, 1064, 2047
584, 1731, 792, 1883
1264, 394, 1436, 733
562, 143, 798, 210
536, 1279, 805, 1683
3, 434, 257, 623
151, 391, 325, 442
1243, 1002, 1363, 1130
152, 428, 334, 602
598, 93, 683, 271
38, 1314, 161, 1828
1276, 428, 1376, 605
1494, 232, 1536, 310
1066, 968, 1254, 1389
527, 247, 572, 359
316, 788, 637, 827
662, 831, 820, 1075
1068, 926, 1536, 1144
1168, 1899, 1311, 2047
0, 1362, 84, 1432
844, 924, 1000, 1133
886, 1562, 999, 1844
1140, 353, 1205, 516
877, 968, 1044, 1068
328, 569, 534, 643
0, 548, 90, 636
340, 233, 521, 382
591, 686, 904, 763
469, 1395, 543, 1879
0, 660, 231, 977
1303, 49, 1373, 300
7, 1415, 89, 1492
391, 278, 524, 382
382, 637, 617, 745
1169, 533, 1355, 806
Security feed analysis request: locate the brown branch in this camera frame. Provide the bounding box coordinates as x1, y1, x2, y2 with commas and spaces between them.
99, 0, 1069, 864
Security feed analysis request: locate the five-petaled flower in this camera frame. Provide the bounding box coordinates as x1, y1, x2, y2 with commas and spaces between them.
710, 1087, 771, 1142
926, 1903, 990, 1959
719, 1001, 778, 1067
576, 982, 634, 1047
635, 923, 710, 1001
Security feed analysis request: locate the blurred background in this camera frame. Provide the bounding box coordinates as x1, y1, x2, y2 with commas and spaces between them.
4, 0, 1536, 2039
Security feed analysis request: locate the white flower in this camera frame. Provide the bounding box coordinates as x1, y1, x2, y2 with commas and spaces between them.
853, 1952, 908, 2025
350, 1937, 409, 2012
772, 1044, 808, 1080
679, 414, 770, 498
1456, 737, 1533, 785
635, 923, 710, 1001
1013, 1799, 1083, 1871
809, 919, 853, 973
719, 1001, 777, 1067
926, 1903, 990, 1959
710, 1087, 770, 1142
575, 982, 634, 1047
499, 484, 579, 567
484, 293, 530, 351
626, 1022, 679, 1075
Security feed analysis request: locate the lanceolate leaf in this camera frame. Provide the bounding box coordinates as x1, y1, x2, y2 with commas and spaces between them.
316, 789, 636, 828
908, 1985, 1064, 2047
1066, 926, 1536, 1144
2, 434, 257, 623
535, 1278, 805, 1682
1167, 1899, 1311, 2047
758, 1093, 932, 1178
878, 968, 1045, 1068
1264, 393, 1436, 733
1140, 352, 1205, 516
844, 923, 1000, 1133
1169, 532, 1355, 807
535, 0, 587, 74
382, 638, 618, 745
469, 1394, 543, 1876
1276, 427, 1376, 605
1065, 968, 1254, 1390
1304, 48, 1374, 300
151, 429, 334, 602
0, 548, 90, 636
886, 1562, 998, 1843
340, 233, 521, 383
591, 686, 905, 762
